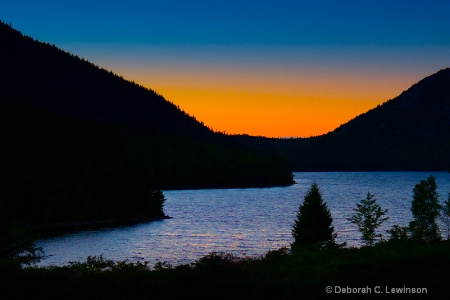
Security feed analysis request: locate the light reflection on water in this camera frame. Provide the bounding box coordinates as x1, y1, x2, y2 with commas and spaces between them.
36, 172, 450, 267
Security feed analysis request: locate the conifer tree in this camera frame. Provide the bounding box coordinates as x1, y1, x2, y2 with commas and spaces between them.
409, 175, 441, 242
291, 182, 336, 250
442, 193, 450, 240
348, 192, 389, 246
148, 189, 166, 218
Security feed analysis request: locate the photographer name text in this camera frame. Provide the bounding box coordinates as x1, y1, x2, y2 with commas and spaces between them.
326, 286, 427, 294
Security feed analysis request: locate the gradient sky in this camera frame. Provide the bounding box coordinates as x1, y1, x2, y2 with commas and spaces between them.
1, 0, 450, 137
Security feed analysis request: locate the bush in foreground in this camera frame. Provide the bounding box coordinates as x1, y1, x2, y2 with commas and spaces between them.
3, 240, 450, 299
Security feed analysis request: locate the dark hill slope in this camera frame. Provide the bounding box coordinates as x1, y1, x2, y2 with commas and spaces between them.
234, 68, 450, 171
0, 21, 293, 224
0, 22, 209, 139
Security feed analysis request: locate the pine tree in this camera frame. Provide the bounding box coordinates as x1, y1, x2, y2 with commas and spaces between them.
348, 192, 389, 246
442, 193, 450, 240
148, 189, 166, 218
291, 182, 336, 250
409, 175, 441, 242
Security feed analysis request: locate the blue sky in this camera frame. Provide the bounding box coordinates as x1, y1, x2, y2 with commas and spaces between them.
1, 1, 450, 137
2, 0, 450, 45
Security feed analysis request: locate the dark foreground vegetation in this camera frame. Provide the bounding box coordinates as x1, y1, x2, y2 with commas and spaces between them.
1, 241, 449, 299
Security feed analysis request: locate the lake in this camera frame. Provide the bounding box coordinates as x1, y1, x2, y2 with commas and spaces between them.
36, 171, 450, 267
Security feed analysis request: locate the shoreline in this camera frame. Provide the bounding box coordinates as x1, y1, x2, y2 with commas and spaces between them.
26, 215, 172, 237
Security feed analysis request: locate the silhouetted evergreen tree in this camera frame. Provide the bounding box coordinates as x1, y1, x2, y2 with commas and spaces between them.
291, 182, 336, 250
147, 190, 166, 218
442, 193, 450, 240
409, 175, 442, 242
348, 192, 389, 246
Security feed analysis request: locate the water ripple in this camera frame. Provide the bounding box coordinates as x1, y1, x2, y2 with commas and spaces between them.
37, 171, 450, 267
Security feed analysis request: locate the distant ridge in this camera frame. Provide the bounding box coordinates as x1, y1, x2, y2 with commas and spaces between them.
234, 68, 450, 171
0, 21, 293, 224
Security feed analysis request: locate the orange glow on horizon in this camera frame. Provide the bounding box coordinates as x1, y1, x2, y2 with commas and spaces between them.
119, 66, 411, 138
60, 43, 450, 138
149, 86, 381, 138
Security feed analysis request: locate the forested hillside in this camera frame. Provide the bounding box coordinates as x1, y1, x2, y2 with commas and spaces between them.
0, 21, 293, 225
234, 68, 450, 171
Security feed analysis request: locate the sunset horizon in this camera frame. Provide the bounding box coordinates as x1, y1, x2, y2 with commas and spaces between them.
43, 44, 450, 138
2, 2, 450, 296
2, 0, 450, 138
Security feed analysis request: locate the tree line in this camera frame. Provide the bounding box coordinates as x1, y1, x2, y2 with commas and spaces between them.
291, 175, 450, 250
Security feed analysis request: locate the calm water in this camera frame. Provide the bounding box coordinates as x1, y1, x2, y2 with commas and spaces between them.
36, 172, 450, 267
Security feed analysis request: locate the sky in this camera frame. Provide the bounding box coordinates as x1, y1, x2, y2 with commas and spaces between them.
1, 0, 450, 137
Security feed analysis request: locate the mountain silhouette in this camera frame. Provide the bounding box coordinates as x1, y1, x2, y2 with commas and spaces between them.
0, 21, 293, 224
234, 68, 450, 171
